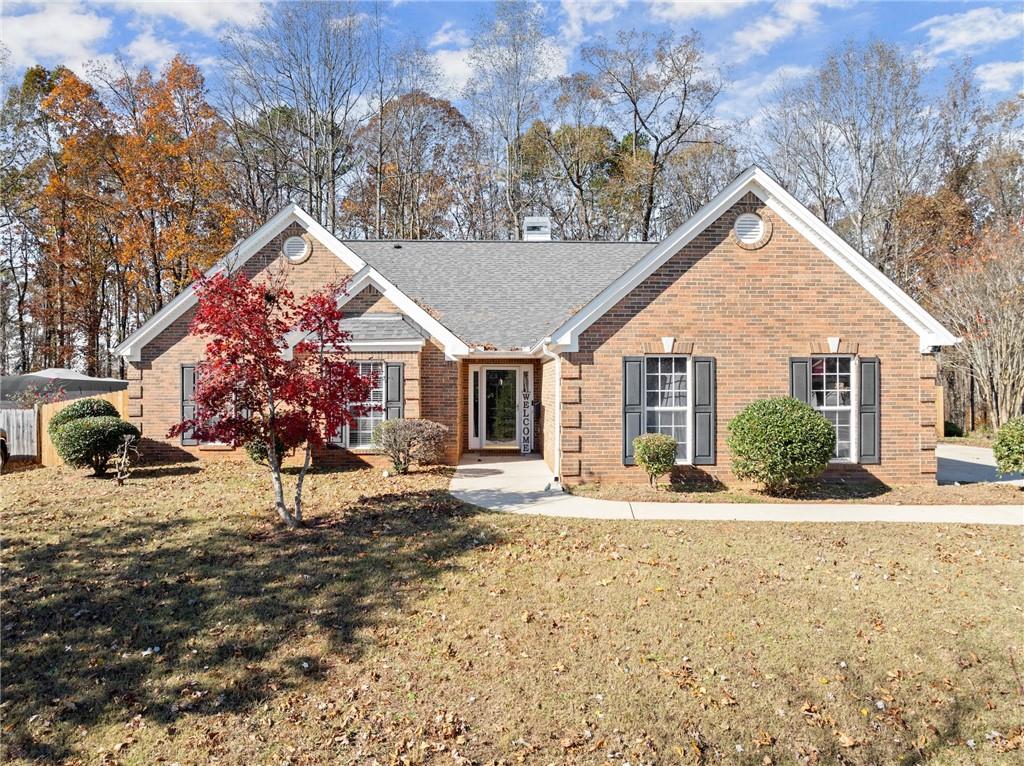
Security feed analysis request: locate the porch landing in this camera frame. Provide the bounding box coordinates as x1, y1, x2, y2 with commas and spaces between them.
449, 454, 1023, 525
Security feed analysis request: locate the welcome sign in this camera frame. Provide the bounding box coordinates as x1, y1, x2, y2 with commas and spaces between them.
520, 369, 533, 454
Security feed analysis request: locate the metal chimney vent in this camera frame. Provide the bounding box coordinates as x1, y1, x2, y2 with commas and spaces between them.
523, 216, 552, 241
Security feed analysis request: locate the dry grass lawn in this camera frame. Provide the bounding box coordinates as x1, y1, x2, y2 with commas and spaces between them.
570, 479, 1023, 505
2, 461, 1022, 765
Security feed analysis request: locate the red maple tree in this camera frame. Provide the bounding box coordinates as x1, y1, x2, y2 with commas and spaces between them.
169, 271, 372, 527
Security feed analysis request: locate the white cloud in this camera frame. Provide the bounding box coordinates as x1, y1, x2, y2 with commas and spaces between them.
432, 47, 473, 94
124, 27, 177, 71
113, 1, 264, 35
912, 6, 1024, 59
975, 60, 1024, 93
561, 0, 627, 45
648, 0, 756, 22
1, 1, 111, 70
729, 1, 845, 63
716, 63, 814, 122
430, 20, 470, 49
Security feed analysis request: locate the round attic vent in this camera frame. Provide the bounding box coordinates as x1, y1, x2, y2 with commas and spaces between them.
283, 235, 311, 263
733, 213, 765, 245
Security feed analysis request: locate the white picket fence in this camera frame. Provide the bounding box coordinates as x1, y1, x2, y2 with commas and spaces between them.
1, 408, 37, 456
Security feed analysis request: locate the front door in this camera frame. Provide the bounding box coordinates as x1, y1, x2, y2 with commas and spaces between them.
468, 365, 534, 452
484, 369, 517, 446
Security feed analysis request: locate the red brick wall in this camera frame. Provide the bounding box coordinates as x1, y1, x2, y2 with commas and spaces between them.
560, 193, 938, 486
540, 357, 557, 472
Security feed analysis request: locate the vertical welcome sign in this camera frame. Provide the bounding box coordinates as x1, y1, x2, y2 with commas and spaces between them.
520, 368, 533, 454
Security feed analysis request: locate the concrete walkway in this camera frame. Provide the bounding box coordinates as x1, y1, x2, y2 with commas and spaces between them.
937, 443, 1024, 486
450, 453, 1023, 525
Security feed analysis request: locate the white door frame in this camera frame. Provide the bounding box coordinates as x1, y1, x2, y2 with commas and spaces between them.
467, 364, 534, 452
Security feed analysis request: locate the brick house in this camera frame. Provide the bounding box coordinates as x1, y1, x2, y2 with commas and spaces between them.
113, 167, 957, 485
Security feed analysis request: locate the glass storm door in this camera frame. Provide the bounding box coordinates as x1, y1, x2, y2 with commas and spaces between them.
484, 369, 517, 446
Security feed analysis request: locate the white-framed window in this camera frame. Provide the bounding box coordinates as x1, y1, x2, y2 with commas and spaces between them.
644, 355, 688, 460
811, 355, 853, 460
332, 361, 384, 448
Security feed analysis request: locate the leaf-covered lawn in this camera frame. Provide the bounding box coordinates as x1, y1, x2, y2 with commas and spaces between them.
570, 478, 1023, 505
2, 461, 1021, 765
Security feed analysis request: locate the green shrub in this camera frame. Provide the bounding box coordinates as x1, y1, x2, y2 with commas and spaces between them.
48, 397, 119, 437
943, 420, 964, 438
632, 433, 678, 487
993, 417, 1024, 476
244, 435, 287, 465
727, 397, 835, 495
52, 416, 141, 476
372, 419, 448, 474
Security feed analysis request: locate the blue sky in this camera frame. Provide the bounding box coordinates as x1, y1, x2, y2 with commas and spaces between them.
2, 1, 1022, 120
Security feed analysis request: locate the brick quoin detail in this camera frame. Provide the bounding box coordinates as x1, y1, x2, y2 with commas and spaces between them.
561, 193, 937, 486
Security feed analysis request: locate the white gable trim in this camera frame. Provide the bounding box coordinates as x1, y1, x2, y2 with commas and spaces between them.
546, 166, 959, 354
112, 205, 469, 361
281, 269, 467, 359
338, 267, 469, 358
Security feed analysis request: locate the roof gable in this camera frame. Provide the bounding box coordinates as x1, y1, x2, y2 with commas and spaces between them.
544, 166, 959, 353
346, 240, 653, 350
112, 204, 469, 361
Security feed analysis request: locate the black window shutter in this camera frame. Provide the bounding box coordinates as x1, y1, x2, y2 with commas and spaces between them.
622, 356, 643, 465
384, 363, 404, 420
859, 357, 880, 464
789, 358, 812, 404
181, 364, 198, 446
692, 357, 716, 465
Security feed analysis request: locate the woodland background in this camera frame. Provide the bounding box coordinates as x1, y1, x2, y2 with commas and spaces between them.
1, 1, 1021, 427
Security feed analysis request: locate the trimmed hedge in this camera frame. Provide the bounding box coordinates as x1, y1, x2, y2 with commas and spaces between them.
727, 397, 835, 495
993, 417, 1024, 476
52, 416, 141, 476
48, 397, 119, 437
632, 433, 678, 487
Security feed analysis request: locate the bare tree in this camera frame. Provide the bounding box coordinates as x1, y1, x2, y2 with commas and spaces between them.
932, 223, 1024, 428
464, 0, 553, 239
759, 42, 940, 288
221, 1, 368, 231
582, 30, 722, 241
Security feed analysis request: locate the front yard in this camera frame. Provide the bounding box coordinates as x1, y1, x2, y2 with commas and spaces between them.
570, 479, 1023, 505
2, 461, 1021, 765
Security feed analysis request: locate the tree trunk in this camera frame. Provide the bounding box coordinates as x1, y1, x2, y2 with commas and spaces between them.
267, 446, 299, 528
293, 442, 313, 524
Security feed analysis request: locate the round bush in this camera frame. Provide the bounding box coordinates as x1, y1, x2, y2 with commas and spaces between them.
632, 433, 678, 487
48, 397, 119, 437
993, 417, 1024, 476
373, 419, 449, 474
727, 397, 835, 495
943, 420, 964, 438
52, 416, 141, 476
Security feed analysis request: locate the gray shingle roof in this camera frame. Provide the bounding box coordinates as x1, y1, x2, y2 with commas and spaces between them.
346, 240, 654, 349
340, 314, 427, 342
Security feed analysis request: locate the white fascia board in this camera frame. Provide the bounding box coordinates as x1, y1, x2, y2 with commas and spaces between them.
458, 349, 541, 359
113, 203, 471, 361
751, 171, 960, 351
344, 340, 426, 351
549, 167, 760, 351
339, 266, 470, 357
284, 266, 469, 359
550, 166, 958, 353
113, 203, 347, 361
